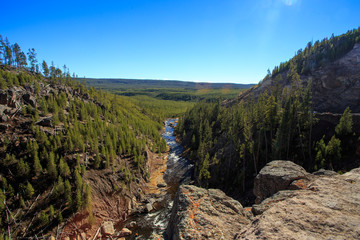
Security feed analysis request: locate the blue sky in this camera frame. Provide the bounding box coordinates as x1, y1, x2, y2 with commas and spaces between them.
1, 0, 359, 84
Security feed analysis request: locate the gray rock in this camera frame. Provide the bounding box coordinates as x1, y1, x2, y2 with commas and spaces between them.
157, 183, 167, 188
313, 168, 339, 176
0, 92, 7, 105
145, 203, 153, 212
252, 190, 296, 215
37, 117, 52, 127
253, 160, 308, 204
237, 170, 360, 239
101, 221, 115, 236
22, 93, 36, 107
118, 227, 132, 237
7, 90, 17, 108
166, 185, 251, 240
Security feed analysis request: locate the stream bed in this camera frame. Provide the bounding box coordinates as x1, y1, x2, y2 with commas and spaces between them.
126, 119, 193, 239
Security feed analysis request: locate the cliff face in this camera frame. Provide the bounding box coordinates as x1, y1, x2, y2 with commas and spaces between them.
168, 161, 360, 240
235, 43, 360, 113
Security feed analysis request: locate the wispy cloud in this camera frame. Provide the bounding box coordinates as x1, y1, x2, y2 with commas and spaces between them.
281, 0, 300, 7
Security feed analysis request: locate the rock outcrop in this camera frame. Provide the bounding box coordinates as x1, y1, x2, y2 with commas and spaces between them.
236, 161, 360, 239
253, 160, 308, 204
166, 185, 252, 240
169, 161, 360, 240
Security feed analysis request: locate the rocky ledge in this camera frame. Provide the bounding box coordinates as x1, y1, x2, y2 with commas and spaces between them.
167, 160, 360, 240
166, 185, 252, 240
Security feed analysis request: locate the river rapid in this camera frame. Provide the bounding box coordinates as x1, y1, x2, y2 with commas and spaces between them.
126, 119, 193, 239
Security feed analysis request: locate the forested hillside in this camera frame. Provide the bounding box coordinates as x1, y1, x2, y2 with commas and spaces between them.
233, 27, 360, 113
177, 29, 360, 203
0, 36, 167, 238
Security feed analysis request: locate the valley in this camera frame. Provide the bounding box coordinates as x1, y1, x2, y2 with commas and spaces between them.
0, 26, 360, 240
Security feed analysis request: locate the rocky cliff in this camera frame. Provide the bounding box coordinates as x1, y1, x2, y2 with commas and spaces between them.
233, 43, 360, 113
167, 160, 360, 239
166, 185, 252, 240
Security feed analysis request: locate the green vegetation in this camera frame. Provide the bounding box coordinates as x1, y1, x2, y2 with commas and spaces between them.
83, 81, 247, 122
270, 27, 360, 77
0, 35, 169, 238
178, 62, 359, 197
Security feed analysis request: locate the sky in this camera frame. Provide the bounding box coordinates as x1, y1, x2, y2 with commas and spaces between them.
1, 0, 360, 84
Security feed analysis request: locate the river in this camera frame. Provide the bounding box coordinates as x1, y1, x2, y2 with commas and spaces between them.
126, 119, 193, 239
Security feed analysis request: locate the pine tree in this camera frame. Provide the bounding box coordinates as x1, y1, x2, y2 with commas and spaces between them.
326, 135, 342, 168
47, 152, 58, 180
335, 107, 353, 136
199, 153, 211, 184
42, 60, 49, 77
27, 48, 38, 72
17, 159, 31, 177
49, 205, 55, 219
74, 187, 83, 211
314, 136, 326, 170
59, 157, 70, 177
25, 182, 35, 199
64, 179, 72, 206
54, 176, 64, 198
39, 211, 49, 226
0, 75, 7, 90
0, 191, 5, 213
74, 169, 83, 190
33, 151, 43, 176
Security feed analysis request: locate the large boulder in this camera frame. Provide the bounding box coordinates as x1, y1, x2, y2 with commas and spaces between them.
253, 160, 308, 203
251, 190, 296, 216
0, 91, 7, 105
36, 117, 52, 127
237, 169, 360, 239
166, 185, 252, 240
7, 90, 17, 108
22, 93, 36, 108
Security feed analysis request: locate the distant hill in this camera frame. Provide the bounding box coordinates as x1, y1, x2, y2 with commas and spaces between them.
81, 78, 255, 90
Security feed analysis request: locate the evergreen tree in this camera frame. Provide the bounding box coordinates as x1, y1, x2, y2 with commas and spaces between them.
42, 60, 49, 77
0, 75, 7, 89
47, 152, 58, 180
33, 151, 43, 176
335, 107, 353, 136
54, 176, 64, 198
59, 157, 70, 177
314, 136, 326, 170
74, 187, 83, 211
17, 159, 31, 177
27, 48, 38, 72
326, 135, 342, 168
25, 182, 35, 199
64, 179, 72, 205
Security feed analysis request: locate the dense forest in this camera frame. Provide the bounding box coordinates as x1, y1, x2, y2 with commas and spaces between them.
0, 35, 168, 238
177, 29, 360, 202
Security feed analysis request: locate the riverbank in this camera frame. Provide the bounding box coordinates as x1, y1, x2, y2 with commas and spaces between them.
124, 119, 193, 239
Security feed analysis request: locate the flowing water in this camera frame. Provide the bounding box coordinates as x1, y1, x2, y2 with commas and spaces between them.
126, 119, 193, 239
